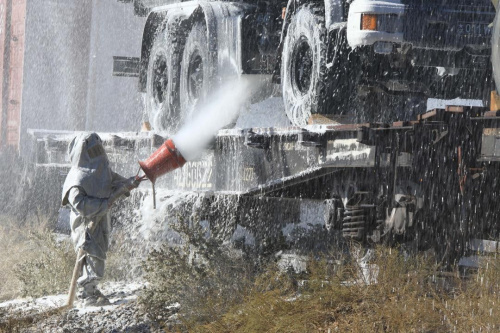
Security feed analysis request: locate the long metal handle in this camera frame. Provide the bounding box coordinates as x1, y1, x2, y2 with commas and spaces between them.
65, 220, 97, 308
66, 248, 85, 307
152, 182, 156, 210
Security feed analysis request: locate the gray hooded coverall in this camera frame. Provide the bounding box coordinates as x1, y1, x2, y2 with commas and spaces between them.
61, 133, 131, 295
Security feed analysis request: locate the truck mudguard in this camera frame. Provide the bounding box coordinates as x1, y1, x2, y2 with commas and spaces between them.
281, 0, 345, 36
324, 0, 345, 28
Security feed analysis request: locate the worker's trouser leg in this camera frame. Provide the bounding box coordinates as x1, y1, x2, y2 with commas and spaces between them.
77, 254, 105, 298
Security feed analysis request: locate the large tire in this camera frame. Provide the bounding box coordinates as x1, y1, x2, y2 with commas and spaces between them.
180, 21, 215, 122
281, 4, 328, 126
493, 11, 500, 95
145, 24, 185, 133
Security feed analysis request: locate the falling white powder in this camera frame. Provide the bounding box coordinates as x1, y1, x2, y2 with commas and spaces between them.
235, 96, 291, 129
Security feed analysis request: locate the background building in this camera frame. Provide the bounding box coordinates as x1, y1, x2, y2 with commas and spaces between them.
0, 0, 145, 154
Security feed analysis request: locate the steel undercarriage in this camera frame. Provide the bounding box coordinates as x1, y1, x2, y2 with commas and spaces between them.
28, 105, 500, 264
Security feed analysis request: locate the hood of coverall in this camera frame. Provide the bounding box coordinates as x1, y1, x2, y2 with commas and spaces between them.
61, 132, 114, 205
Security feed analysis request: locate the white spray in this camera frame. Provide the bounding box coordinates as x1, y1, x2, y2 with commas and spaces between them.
172, 77, 254, 161
131, 78, 260, 251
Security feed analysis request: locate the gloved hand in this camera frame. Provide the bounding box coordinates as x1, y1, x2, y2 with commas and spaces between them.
107, 176, 147, 208
107, 185, 131, 208
126, 175, 146, 191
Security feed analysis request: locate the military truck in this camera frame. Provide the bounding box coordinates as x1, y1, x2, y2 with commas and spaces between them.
116, 0, 495, 132
21, 0, 499, 267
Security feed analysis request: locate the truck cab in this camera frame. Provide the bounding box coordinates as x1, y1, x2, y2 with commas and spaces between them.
346, 0, 495, 102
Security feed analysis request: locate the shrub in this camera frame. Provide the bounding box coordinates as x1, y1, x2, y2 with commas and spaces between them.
0, 215, 25, 301
104, 229, 137, 282
139, 215, 256, 329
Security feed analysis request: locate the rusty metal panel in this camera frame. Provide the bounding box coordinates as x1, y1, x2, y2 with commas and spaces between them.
0, 0, 7, 147
479, 128, 500, 161
5, 0, 25, 148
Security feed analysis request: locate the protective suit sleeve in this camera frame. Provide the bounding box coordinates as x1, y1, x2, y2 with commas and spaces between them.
67, 186, 109, 218
111, 171, 140, 191
112, 171, 128, 184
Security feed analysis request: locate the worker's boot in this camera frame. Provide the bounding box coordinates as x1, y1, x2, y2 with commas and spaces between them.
77, 281, 111, 307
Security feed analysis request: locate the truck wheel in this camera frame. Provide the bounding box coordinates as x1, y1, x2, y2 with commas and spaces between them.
146, 25, 185, 132
180, 21, 214, 122
493, 12, 500, 95
282, 4, 328, 126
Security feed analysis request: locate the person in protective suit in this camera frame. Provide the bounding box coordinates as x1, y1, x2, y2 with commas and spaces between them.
61, 132, 141, 306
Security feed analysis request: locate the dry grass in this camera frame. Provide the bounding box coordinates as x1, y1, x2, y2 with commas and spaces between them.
191, 246, 500, 333
3, 209, 497, 333
0, 213, 135, 333
0, 210, 137, 302
0, 214, 74, 301
0, 215, 27, 301
0, 214, 74, 332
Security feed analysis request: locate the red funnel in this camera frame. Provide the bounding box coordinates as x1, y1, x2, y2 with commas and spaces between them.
139, 139, 186, 183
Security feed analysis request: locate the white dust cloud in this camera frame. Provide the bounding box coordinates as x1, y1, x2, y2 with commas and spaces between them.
173, 77, 255, 161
